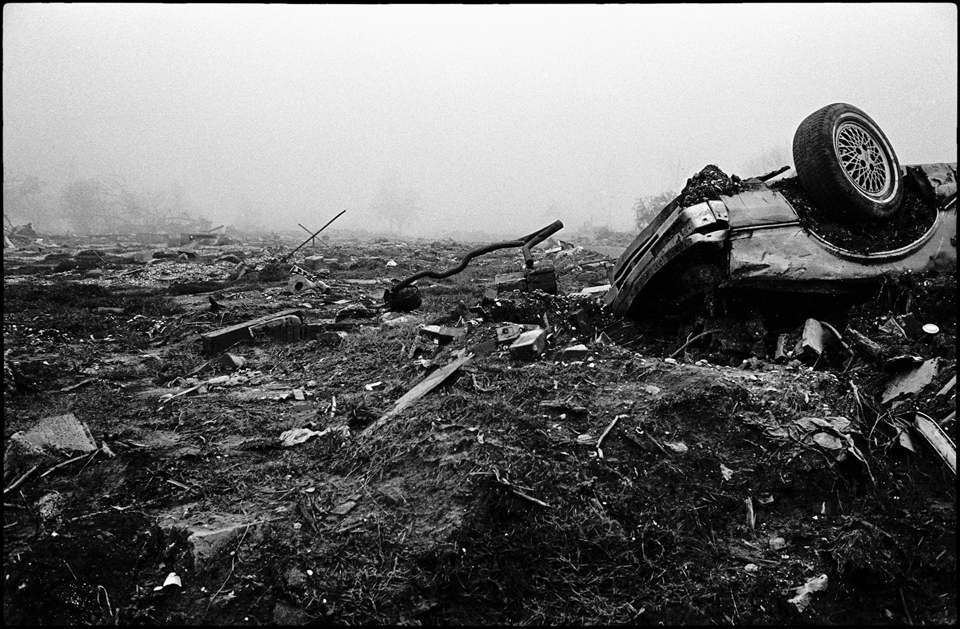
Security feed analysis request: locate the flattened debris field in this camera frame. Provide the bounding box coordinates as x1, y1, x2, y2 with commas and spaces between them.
3, 229, 956, 625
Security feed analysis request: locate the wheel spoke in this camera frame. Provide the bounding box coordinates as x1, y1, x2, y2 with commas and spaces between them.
836, 122, 890, 195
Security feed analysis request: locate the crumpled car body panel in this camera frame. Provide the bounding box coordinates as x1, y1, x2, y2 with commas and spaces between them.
605, 163, 957, 317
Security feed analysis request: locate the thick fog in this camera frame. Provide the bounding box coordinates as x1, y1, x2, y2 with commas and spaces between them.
3, 4, 957, 238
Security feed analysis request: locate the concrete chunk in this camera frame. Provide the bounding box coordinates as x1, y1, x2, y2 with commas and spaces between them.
561, 344, 589, 360
509, 328, 547, 359
14, 413, 97, 453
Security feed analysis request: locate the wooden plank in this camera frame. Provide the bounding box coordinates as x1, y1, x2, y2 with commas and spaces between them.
200, 308, 304, 354
361, 354, 473, 436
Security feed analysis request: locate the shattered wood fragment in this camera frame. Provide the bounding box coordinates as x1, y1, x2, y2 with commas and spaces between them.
596, 414, 622, 458
361, 354, 474, 436
794, 318, 826, 362
846, 328, 885, 360
937, 375, 956, 397
539, 400, 588, 414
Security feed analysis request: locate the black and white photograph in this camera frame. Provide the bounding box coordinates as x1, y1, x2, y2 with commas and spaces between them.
4, 4, 956, 625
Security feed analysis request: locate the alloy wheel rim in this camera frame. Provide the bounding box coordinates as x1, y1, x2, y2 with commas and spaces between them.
835, 121, 892, 197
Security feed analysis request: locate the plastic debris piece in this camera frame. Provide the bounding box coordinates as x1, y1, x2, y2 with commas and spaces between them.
788, 574, 828, 612
163, 572, 182, 589
922, 323, 939, 334
278, 427, 330, 447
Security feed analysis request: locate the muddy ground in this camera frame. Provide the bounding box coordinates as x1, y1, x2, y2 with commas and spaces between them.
3, 228, 956, 625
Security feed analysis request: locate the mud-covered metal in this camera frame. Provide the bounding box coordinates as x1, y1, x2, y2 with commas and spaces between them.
605, 162, 957, 317
384, 220, 564, 312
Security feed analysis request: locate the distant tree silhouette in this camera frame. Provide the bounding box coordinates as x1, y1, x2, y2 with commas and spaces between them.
369, 170, 423, 235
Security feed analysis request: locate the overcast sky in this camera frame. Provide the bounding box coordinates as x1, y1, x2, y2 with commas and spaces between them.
3, 3, 957, 236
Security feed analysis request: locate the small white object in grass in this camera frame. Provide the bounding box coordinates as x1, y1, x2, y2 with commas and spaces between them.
163, 572, 181, 588
293, 522, 302, 530
922, 323, 939, 334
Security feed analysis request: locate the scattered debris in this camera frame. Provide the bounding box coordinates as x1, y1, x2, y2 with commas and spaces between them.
788, 574, 829, 612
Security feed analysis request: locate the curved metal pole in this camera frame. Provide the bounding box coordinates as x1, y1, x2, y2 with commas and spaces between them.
390, 220, 563, 292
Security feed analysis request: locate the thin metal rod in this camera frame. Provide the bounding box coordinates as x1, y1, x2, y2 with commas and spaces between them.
283, 210, 346, 261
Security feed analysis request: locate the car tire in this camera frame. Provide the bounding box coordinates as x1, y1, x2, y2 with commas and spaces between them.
793, 103, 903, 222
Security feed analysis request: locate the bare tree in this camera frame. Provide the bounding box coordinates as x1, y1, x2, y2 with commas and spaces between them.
632, 189, 677, 231
369, 171, 423, 235
4, 169, 49, 229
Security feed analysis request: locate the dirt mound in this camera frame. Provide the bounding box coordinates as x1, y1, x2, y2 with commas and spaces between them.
774, 176, 938, 253
676, 164, 745, 208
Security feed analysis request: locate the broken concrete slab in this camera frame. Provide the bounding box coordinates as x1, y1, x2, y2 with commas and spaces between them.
200, 308, 305, 354
509, 328, 547, 360
4, 413, 98, 481
158, 510, 268, 568
561, 344, 589, 360
220, 353, 247, 370
287, 274, 315, 294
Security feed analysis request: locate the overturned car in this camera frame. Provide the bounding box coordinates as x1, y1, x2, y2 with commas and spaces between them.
605, 103, 957, 319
